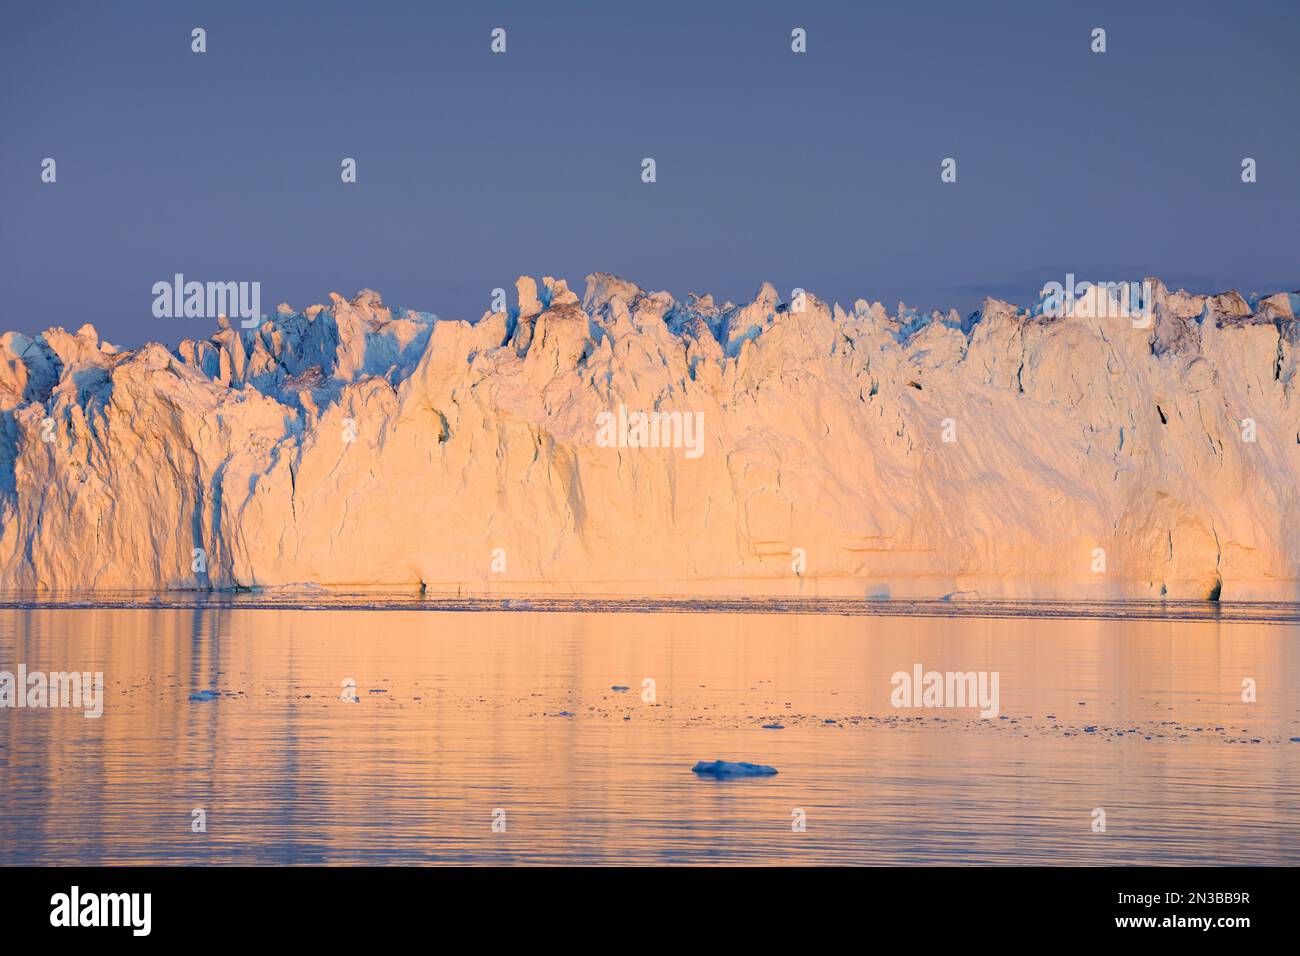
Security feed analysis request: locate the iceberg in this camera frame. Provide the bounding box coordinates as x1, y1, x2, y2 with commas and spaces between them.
691, 760, 778, 777
0, 274, 1295, 600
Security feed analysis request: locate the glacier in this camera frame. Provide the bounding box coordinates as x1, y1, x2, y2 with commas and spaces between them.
0, 273, 1296, 600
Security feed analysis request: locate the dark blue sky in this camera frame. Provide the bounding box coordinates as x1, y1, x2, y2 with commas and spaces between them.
2, 0, 1296, 346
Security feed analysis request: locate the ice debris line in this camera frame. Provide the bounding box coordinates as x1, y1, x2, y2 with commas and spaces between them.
0, 274, 1297, 600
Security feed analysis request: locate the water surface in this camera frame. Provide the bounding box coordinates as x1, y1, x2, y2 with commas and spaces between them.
1, 598, 1297, 864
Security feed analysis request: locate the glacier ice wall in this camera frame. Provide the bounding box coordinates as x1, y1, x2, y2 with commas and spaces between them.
0, 274, 1296, 600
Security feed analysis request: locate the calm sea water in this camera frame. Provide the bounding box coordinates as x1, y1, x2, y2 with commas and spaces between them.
1, 597, 1297, 865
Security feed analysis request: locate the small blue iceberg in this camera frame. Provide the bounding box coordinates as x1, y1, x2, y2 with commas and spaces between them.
691, 760, 778, 778
188, 690, 219, 702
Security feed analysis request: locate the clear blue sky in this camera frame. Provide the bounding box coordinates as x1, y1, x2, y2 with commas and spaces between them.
1, 0, 1296, 345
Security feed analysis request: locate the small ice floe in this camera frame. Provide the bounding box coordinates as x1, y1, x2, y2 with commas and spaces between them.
691, 760, 777, 777
188, 690, 219, 702
611, 685, 630, 692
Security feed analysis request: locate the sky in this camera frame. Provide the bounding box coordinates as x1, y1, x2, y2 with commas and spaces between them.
1, 0, 1297, 347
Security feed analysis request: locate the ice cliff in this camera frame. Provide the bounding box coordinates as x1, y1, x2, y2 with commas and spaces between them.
0, 274, 1296, 600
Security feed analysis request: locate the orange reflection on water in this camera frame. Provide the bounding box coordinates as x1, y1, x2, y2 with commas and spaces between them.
1, 605, 1297, 864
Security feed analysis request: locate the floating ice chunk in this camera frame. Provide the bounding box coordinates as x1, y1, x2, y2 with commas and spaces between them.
691, 760, 777, 777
